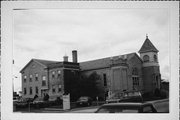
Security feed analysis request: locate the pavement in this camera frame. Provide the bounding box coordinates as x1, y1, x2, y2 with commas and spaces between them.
14, 105, 100, 113
14, 99, 169, 113
43, 106, 99, 113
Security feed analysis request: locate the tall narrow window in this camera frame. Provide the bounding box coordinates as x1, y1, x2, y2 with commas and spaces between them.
132, 67, 139, 90
29, 87, 32, 95
42, 76, 46, 86
24, 88, 26, 95
52, 71, 55, 78
24, 76, 27, 83
155, 75, 159, 87
52, 85, 56, 93
57, 70, 61, 78
35, 87, 38, 94
154, 55, 157, 62
103, 74, 107, 86
29, 75, 32, 82
132, 77, 139, 89
35, 74, 38, 81
58, 85, 61, 92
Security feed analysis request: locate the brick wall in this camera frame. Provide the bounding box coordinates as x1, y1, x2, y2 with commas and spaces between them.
21, 61, 48, 98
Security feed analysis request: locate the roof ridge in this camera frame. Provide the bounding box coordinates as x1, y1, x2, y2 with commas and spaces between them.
32, 58, 59, 62
80, 52, 136, 63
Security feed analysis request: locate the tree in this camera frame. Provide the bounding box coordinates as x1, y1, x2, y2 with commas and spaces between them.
77, 72, 102, 100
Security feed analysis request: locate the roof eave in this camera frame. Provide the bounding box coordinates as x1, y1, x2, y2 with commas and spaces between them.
20, 59, 48, 73
138, 49, 159, 53
20, 59, 34, 73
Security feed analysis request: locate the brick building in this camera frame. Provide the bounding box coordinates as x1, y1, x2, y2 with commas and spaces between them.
20, 36, 161, 100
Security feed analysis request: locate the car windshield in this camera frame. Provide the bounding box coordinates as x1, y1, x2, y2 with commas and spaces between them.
97, 107, 139, 113
34, 98, 44, 101
18, 98, 28, 102
79, 97, 88, 100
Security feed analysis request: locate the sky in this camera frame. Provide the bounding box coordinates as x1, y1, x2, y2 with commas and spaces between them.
13, 9, 169, 92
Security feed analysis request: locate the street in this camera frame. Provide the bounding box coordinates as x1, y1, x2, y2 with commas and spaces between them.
14, 106, 99, 113
13, 99, 169, 113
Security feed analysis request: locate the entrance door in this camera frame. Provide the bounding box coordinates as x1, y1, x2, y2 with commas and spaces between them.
41, 89, 48, 97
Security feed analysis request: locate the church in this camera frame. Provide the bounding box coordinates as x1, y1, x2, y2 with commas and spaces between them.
20, 36, 161, 101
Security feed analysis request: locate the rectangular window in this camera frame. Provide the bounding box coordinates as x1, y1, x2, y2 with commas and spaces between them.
35, 87, 38, 94
155, 75, 159, 87
35, 74, 38, 81
52, 71, 55, 78
58, 85, 61, 92
57, 70, 61, 77
52, 85, 56, 93
29, 87, 32, 95
42, 76, 46, 86
24, 76, 27, 83
29, 75, 32, 82
132, 77, 139, 89
103, 74, 107, 86
24, 88, 26, 95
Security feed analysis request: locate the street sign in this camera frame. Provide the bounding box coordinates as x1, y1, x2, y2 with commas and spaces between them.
63, 94, 70, 110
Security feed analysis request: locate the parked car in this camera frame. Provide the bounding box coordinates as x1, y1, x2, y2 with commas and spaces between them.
106, 97, 143, 104
76, 96, 92, 107
149, 99, 169, 113
119, 96, 143, 103
15, 98, 33, 108
32, 97, 49, 108
95, 102, 158, 113
48, 97, 63, 106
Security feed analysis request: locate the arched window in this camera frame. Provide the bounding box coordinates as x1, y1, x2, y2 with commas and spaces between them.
132, 67, 138, 75
154, 55, 157, 62
143, 55, 150, 62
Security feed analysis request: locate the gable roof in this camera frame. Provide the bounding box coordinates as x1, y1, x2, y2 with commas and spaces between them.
20, 59, 59, 73
33, 59, 59, 66
138, 37, 158, 53
80, 52, 139, 71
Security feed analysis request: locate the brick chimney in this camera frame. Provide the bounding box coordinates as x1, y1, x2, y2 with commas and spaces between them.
63, 55, 68, 62
72, 50, 77, 63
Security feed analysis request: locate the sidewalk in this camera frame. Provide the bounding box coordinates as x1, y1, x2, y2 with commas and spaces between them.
43, 105, 99, 112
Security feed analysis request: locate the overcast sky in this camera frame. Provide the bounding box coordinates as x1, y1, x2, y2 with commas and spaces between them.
13, 9, 169, 92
